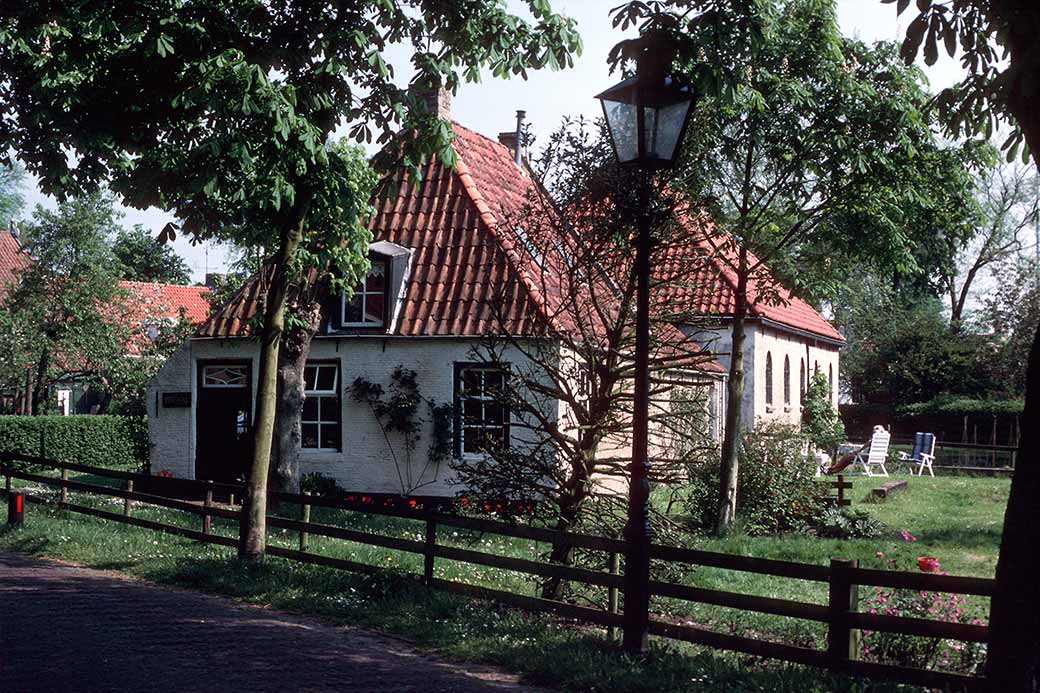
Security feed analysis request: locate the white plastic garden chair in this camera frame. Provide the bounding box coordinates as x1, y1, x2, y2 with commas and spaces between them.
898, 432, 936, 477
853, 427, 891, 477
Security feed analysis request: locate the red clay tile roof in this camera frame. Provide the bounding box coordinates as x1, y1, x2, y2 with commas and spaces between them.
657, 224, 844, 343
118, 281, 211, 324
0, 230, 28, 297
196, 121, 839, 350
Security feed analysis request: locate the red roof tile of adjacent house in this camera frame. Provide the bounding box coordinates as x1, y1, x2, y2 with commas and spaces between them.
118, 281, 211, 324
0, 230, 28, 296
196, 121, 839, 350
656, 225, 845, 343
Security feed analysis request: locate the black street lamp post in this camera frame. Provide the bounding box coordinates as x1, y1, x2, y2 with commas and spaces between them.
596, 33, 694, 655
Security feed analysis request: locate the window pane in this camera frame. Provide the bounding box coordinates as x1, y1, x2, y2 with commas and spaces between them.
302, 397, 318, 422
483, 427, 505, 449
463, 399, 483, 424
364, 293, 384, 323
301, 423, 319, 448
303, 365, 317, 391
366, 263, 386, 291
320, 423, 340, 450
463, 428, 481, 454
483, 370, 503, 391
318, 397, 338, 422
344, 296, 363, 323
315, 365, 337, 391
461, 369, 481, 395
485, 401, 505, 425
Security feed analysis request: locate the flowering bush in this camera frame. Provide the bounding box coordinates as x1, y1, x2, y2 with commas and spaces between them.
860, 558, 987, 674
684, 421, 825, 535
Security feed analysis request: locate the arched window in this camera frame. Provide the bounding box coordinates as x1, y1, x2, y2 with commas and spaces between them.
799, 359, 806, 403
783, 355, 791, 405
765, 352, 773, 405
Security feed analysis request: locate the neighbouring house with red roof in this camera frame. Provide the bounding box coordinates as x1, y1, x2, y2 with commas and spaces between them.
0, 224, 211, 414
145, 91, 841, 493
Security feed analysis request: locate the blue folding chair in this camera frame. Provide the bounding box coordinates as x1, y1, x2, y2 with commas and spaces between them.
898, 432, 936, 477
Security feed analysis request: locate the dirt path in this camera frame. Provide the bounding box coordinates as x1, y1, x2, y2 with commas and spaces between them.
0, 552, 539, 692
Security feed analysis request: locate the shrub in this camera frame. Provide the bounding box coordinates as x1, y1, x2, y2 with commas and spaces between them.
300, 472, 345, 498
861, 581, 987, 674
812, 506, 884, 539
0, 415, 146, 471
684, 421, 826, 535
802, 371, 845, 456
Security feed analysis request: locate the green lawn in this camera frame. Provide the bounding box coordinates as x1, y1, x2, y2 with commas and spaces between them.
0, 472, 1008, 691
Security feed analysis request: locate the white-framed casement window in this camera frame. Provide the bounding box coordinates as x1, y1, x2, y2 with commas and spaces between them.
341, 260, 387, 327
202, 365, 248, 388
455, 364, 509, 457
301, 362, 340, 451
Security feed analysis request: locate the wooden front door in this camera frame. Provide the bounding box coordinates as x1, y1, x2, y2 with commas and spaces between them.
195, 362, 253, 485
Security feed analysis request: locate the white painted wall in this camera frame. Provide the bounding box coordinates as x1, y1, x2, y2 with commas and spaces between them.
147, 336, 549, 496
685, 321, 840, 431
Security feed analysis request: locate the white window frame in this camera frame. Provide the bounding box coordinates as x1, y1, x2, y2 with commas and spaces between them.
456, 365, 509, 458
341, 260, 387, 327
301, 362, 340, 451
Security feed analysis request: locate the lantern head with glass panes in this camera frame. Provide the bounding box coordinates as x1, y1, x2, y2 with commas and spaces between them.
596, 37, 694, 170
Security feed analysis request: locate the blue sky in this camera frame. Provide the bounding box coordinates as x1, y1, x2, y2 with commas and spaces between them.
17, 1, 966, 283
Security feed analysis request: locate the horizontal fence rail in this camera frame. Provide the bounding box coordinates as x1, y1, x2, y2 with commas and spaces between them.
0, 452, 991, 691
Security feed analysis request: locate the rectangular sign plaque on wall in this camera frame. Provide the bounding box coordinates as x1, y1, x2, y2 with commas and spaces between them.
161, 392, 192, 408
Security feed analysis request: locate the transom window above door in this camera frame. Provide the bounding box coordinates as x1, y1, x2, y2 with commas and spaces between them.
341, 260, 387, 327
202, 365, 248, 388
302, 362, 340, 451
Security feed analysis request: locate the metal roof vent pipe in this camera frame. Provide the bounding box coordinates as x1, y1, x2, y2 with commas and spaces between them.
513, 109, 526, 166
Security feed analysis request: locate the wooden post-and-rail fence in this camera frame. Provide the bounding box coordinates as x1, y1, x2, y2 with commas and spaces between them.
0, 452, 992, 691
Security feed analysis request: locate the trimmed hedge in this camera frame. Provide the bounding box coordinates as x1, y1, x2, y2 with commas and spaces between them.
0, 415, 147, 471
898, 396, 1024, 417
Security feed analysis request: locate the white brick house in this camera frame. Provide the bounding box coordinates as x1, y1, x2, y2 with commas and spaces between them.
146, 113, 840, 495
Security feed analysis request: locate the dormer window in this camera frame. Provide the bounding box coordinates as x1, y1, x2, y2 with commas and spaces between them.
342, 260, 387, 327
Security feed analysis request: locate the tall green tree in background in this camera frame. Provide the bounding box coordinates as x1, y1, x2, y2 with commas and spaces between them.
617, 0, 981, 532
0, 164, 23, 228
0, 196, 129, 415
886, 1, 1040, 687
0, 2, 581, 560
111, 225, 192, 285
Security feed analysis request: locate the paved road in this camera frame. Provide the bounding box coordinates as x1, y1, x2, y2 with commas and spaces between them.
0, 553, 537, 692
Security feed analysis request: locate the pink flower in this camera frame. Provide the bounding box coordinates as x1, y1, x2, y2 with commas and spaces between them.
917, 556, 940, 572
875, 551, 885, 558
900, 530, 917, 542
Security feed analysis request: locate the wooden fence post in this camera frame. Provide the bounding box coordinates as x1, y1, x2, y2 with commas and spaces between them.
828, 558, 861, 671
59, 465, 69, 506
202, 484, 213, 536
608, 551, 621, 640
124, 479, 133, 517
299, 492, 311, 552
424, 517, 437, 586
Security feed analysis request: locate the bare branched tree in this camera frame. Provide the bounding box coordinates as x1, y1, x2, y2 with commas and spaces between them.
450, 120, 722, 600
943, 160, 1038, 332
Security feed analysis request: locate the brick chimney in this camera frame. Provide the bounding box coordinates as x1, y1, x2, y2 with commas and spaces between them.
409, 83, 451, 120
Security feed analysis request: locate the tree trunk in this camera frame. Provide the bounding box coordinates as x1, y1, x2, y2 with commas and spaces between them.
271, 295, 324, 494
716, 249, 748, 534
541, 499, 580, 601
31, 346, 49, 416
986, 12, 1040, 687
238, 216, 306, 561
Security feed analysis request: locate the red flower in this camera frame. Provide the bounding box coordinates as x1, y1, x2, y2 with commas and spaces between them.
156, 469, 173, 478
917, 556, 940, 572
900, 530, 917, 543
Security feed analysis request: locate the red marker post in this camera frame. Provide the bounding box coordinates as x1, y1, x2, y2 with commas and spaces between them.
8, 491, 24, 526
